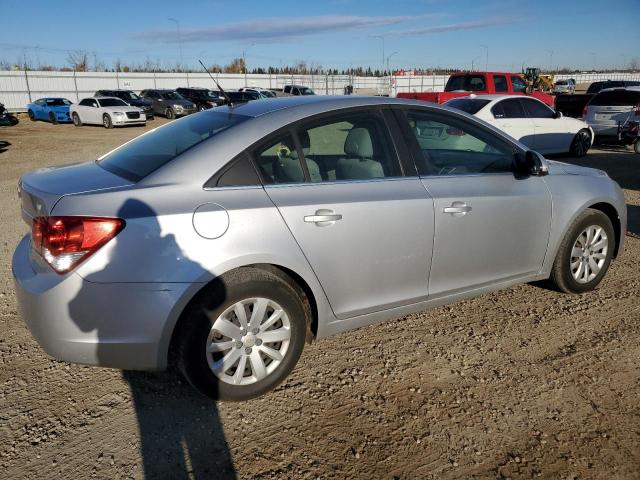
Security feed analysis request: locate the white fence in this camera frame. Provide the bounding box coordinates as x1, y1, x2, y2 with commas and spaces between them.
2, 70, 640, 111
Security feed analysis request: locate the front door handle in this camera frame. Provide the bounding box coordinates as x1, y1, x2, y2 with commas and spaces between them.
443, 202, 472, 215
304, 209, 342, 226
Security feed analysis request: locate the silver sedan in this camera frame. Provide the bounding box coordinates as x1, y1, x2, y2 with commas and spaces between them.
12, 96, 626, 401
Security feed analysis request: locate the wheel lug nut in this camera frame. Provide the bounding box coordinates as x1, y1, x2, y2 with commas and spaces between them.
255, 339, 262, 346
245, 347, 252, 354
235, 341, 243, 348
252, 328, 259, 334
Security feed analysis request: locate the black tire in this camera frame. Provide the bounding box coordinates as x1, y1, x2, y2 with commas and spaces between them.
28, 110, 35, 121
49, 112, 57, 125
549, 208, 614, 294
175, 267, 310, 401
570, 129, 592, 157
72, 112, 82, 127
165, 108, 175, 119
102, 114, 113, 129
198, 104, 207, 112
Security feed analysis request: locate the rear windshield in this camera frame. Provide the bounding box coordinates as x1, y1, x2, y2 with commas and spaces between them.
590, 90, 640, 106
98, 112, 250, 181
445, 75, 487, 92
445, 98, 490, 114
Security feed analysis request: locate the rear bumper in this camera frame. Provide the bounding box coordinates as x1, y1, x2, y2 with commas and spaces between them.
589, 122, 618, 136
12, 235, 193, 370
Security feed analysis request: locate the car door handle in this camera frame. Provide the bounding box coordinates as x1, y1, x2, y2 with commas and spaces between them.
304, 209, 342, 226
443, 203, 472, 215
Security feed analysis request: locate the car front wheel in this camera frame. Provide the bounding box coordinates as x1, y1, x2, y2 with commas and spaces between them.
165, 108, 175, 119
175, 267, 309, 401
550, 208, 614, 294
49, 112, 58, 125
570, 129, 591, 157
72, 112, 82, 127
102, 114, 113, 129
28, 110, 35, 121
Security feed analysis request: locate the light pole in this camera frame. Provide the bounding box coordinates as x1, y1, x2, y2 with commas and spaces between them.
168, 18, 183, 70
471, 55, 481, 71
544, 49, 554, 72
373, 35, 385, 72
386, 51, 398, 74
242, 42, 256, 87
480, 45, 488, 71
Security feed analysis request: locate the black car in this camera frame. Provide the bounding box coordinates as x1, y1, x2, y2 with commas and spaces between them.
94, 90, 154, 119
175, 87, 225, 110
139, 89, 196, 119
224, 91, 261, 104
586, 80, 640, 94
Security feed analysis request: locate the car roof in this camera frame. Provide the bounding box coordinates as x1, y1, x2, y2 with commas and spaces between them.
447, 94, 541, 102
598, 86, 640, 93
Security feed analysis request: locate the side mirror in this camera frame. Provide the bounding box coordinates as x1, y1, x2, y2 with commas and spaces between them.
514, 150, 548, 177
554, 110, 563, 119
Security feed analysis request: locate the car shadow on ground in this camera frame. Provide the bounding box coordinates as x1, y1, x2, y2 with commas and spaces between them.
67, 198, 237, 479
0, 140, 11, 154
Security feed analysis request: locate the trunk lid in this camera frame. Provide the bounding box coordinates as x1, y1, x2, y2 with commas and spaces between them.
19, 161, 133, 223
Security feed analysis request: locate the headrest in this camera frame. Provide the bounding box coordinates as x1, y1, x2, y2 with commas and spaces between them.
344, 128, 373, 159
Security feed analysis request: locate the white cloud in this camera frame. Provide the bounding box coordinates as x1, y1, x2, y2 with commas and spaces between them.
382, 16, 519, 36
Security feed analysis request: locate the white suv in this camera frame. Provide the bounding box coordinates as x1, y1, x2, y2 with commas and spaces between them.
583, 87, 640, 137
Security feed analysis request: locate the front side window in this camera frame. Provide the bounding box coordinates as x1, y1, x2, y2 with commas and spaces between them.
521, 98, 555, 118
494, 75, 508, 92
98, 98, 128, 107
255, 133, 306, 184
511, 76, 527, 93
99, 111, 250, 181
402, 110, 514, 176
297, 110, 401, 182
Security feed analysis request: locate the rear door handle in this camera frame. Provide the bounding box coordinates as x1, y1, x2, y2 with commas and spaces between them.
304, 209, 342, 226
443, 202, 472, 215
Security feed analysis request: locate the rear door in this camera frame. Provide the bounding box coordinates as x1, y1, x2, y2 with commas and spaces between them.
396, 107, 551, 297
256, 108, 435, 319
491, 98, 535, 147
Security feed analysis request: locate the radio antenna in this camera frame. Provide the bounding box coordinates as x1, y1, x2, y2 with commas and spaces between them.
199, 59, 232, 107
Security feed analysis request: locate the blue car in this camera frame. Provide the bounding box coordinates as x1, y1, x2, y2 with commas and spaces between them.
27, 97, 73, 124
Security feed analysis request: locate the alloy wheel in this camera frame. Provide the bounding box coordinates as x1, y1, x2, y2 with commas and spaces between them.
570, 225, 608, 284
206, 297, 291, 386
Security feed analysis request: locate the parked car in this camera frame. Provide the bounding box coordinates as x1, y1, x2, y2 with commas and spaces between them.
224, 90, 262, 103
283, 85, 315, 96
446, 95, 593, 156
69, 97, 146, 128
13, 96, 626, 401
27, 98, 73, 124
397, 72, 555, 107
176, 87, 225, 110
0, 102, 19, 126
583, 87, 640, 137
139, 89, 196, 119
555, 80, 640, 118
239, 87, 276, 98
552, 79, 575, 95
94, 90, 154, 119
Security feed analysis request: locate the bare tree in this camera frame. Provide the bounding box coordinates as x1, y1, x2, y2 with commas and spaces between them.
224, 57, 246, 73
67, 50, 89, 72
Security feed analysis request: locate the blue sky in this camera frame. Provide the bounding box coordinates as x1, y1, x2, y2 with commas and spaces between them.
1, 0, 638, 71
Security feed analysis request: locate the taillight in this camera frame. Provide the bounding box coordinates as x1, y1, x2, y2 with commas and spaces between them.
582, 105, 589, 119
31, 216, 125, 274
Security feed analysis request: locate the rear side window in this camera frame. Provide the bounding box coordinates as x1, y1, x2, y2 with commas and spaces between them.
493, 99, 526, 118
99, 111, 250, 181
445, 75, 487, 92
511, 76, 527, 93
590, 90, 640, 106
521, 98, 554, 118
494, 75, 508, 92
445, 98, 490, 115
206, 152, 260, 188
254, 133, 306, 184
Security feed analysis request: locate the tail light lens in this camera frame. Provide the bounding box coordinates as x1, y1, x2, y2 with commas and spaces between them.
582, 105, 589, 119
31, 216, 125, 274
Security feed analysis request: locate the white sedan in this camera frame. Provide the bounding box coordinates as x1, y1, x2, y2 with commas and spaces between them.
446, 95, 594, 156
69, 97, 146, 129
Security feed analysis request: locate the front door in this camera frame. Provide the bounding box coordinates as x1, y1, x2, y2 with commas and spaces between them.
491, 98, 536, 148
397, 108, 552, 297
520, 97, 571, 154
254, 109, 435, 319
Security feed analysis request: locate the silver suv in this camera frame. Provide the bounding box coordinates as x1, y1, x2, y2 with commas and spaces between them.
13, 96, 626, 401
583, 87, 640, 137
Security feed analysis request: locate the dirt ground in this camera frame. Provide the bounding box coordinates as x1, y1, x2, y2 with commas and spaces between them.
0, 117, 639, 480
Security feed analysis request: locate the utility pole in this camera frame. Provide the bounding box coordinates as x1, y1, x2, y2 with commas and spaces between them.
168, 18, 183, 70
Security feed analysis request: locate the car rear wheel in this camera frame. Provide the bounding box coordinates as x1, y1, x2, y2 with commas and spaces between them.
102, 114, 113, 129
49, 112, 57, 125
549, 208, 614, 294
175, 267, 309, 401
72, 112, 82, 127
165, 108, 175, 119
570, 129, 591, 157
28, 110, 35, 121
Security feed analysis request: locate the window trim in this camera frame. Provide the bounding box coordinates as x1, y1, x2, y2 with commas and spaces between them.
393, 106, 521, 178
520, 97, 555, 119
493, 75, 508, 93
203, 151, 263, 189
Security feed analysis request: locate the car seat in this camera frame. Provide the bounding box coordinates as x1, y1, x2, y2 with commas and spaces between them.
335, 127, 384, 180
272, 131, 321, 183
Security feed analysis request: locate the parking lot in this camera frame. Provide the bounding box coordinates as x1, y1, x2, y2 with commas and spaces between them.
0, 118, 639, 479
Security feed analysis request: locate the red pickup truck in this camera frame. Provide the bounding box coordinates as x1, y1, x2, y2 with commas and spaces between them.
397, 72, 554, 107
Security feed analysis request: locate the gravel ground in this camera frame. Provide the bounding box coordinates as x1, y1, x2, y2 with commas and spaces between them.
0, 117, 639, 480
